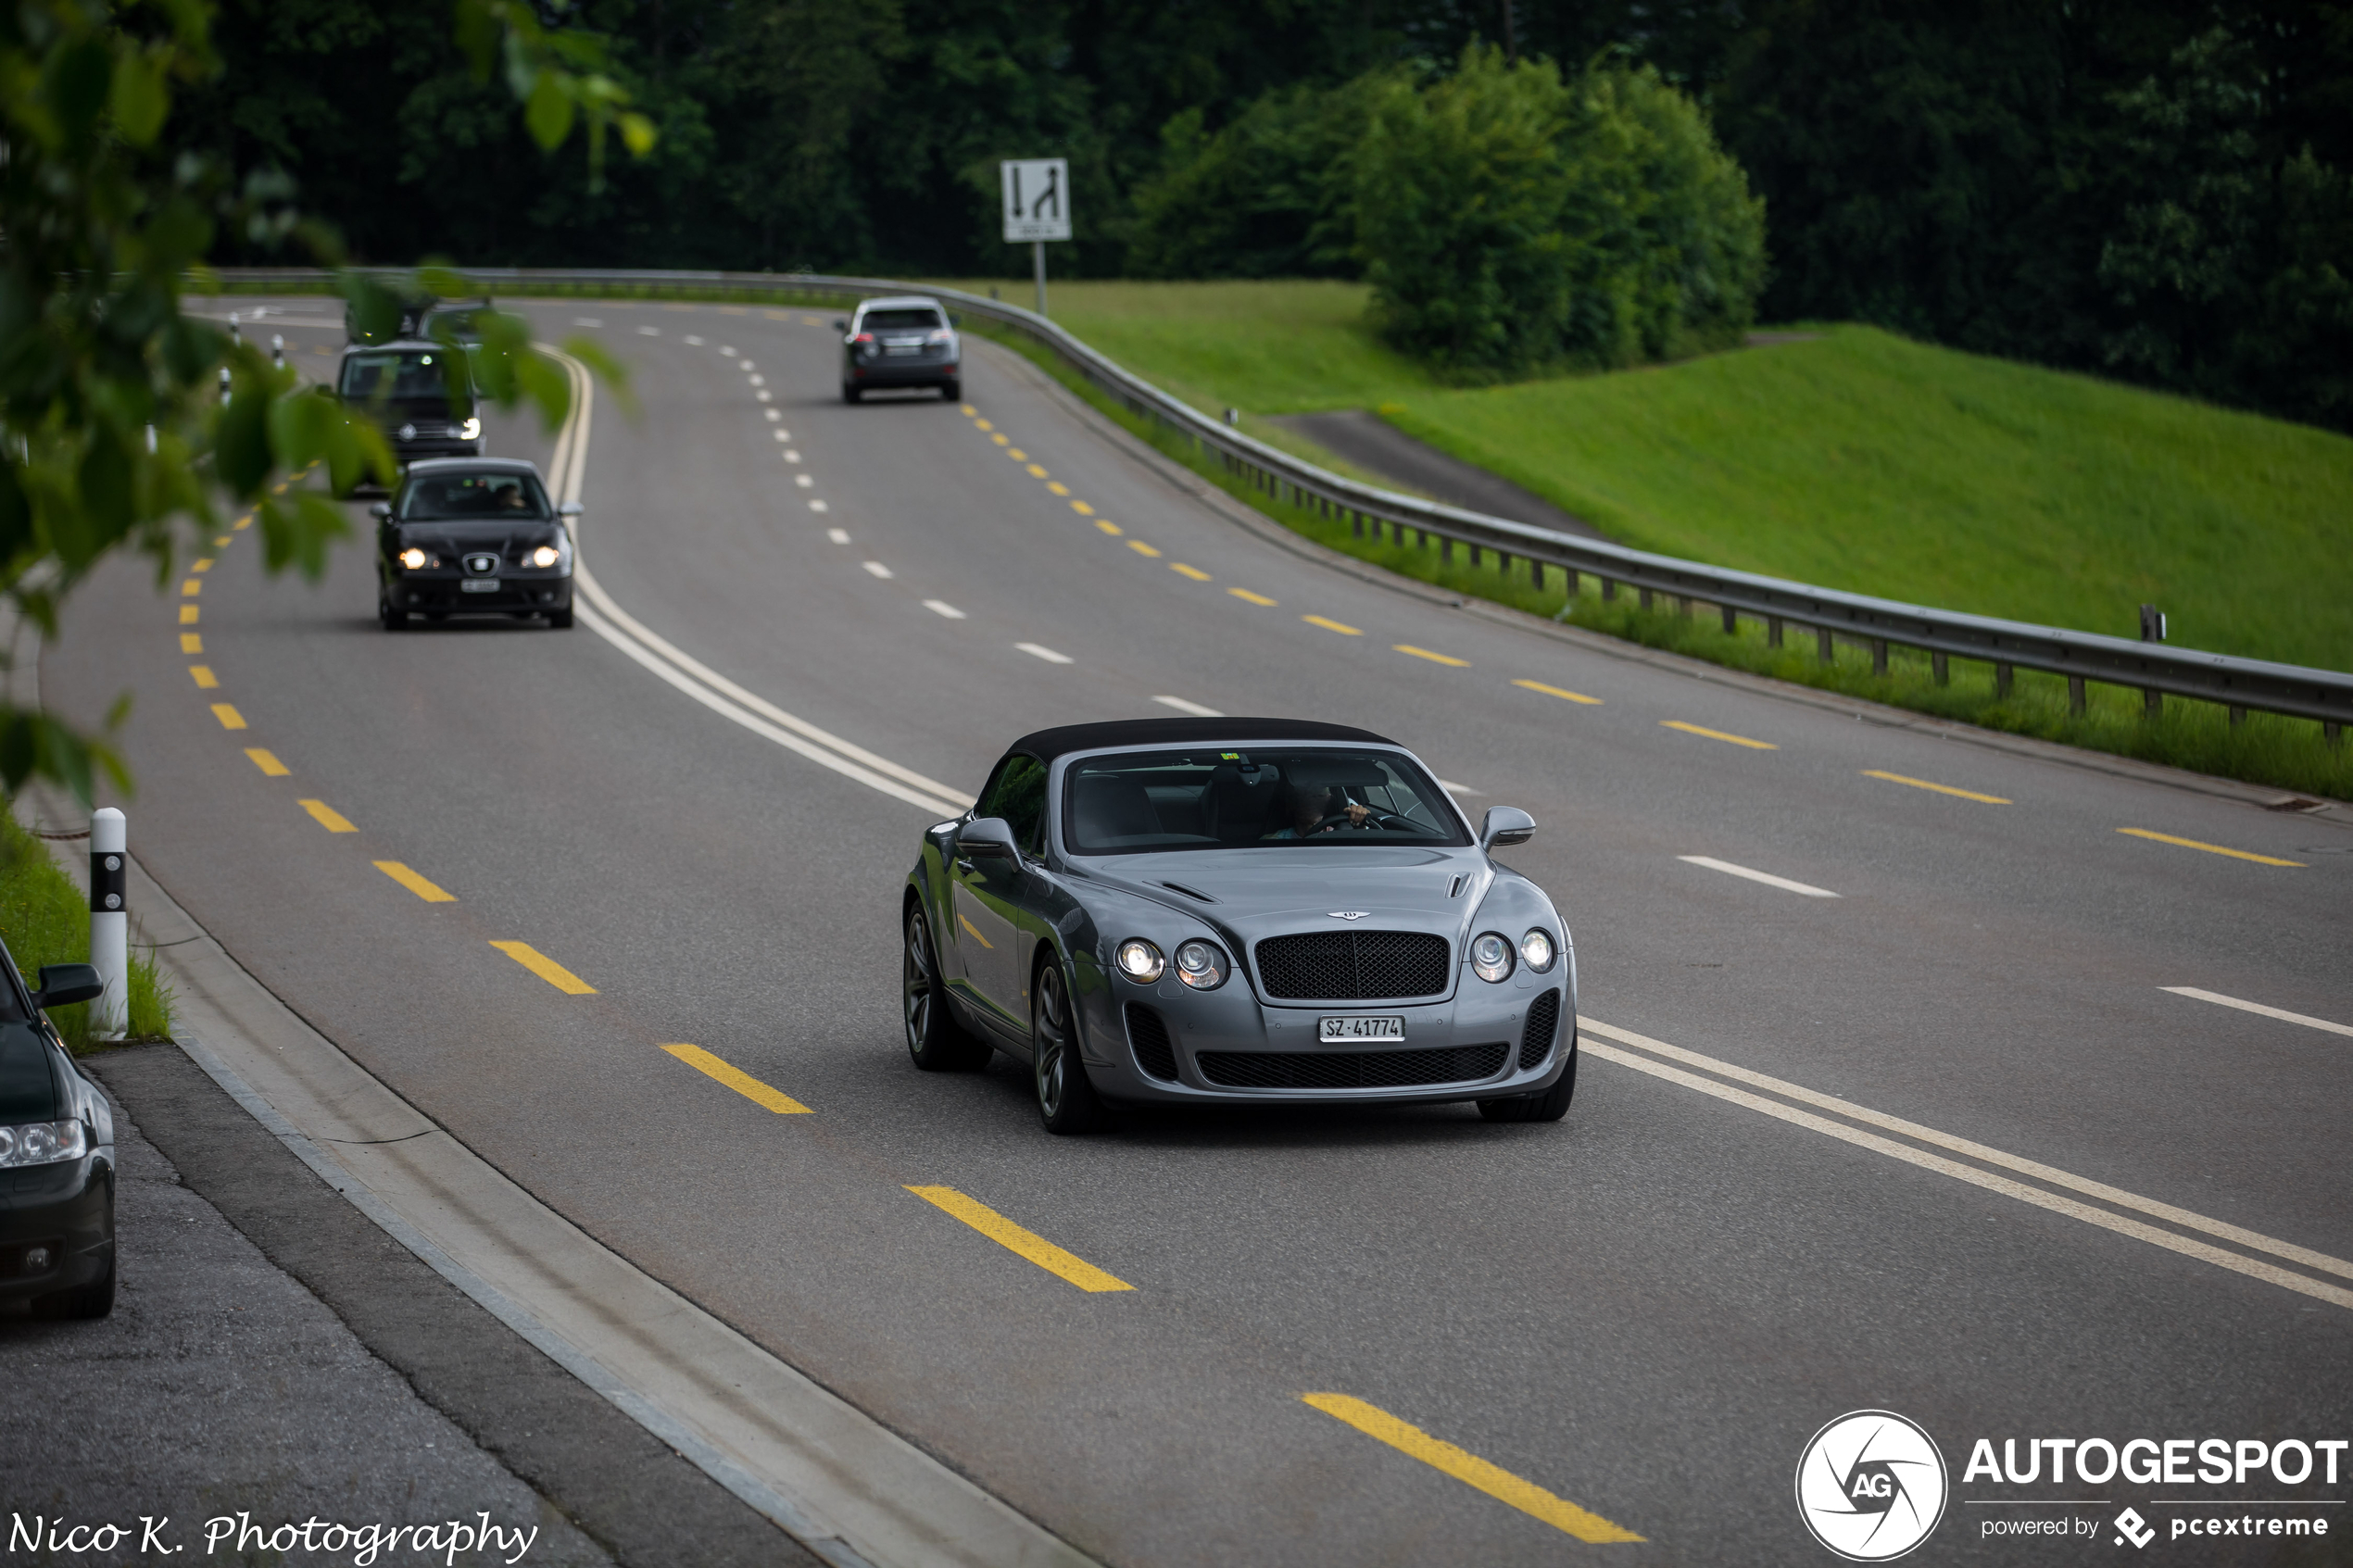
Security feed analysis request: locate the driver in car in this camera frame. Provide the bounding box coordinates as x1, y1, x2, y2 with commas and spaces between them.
1265, 783, 1372, 838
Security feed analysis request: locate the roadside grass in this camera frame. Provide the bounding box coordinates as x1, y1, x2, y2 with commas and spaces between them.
966, 320, 2353, 801
0, 810, 175, 1052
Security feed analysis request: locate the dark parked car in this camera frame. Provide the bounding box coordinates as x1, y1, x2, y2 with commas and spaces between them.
371, 458, 578, 630
837, 295, 961, 403
336, 339, 483, 472
0, 948, 115, 1319
902, 718, 1576, 1134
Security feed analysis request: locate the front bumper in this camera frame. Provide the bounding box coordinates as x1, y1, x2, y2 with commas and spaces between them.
0, 1154, 114, 1308
1074, 968, 1574, 1107
386, 573, 573, 614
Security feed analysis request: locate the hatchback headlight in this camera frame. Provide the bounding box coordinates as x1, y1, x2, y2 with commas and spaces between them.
1173, 939, 1228, 990
1115, 939, 1165, 983
530, 544, 561, 568
0, 1118, 87, 1169
398, 547, 431, 570
1521, 929, 1557, 973
458, 417, 482, 441
1471, 932, 1516, 984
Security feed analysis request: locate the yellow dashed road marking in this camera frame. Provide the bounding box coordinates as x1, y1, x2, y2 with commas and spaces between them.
1512, 678, 1603, 706
1127, 540, 1163, 558
1862, 770, 2011, 805
1661, 720, 1778, 750
181, 633, 203, 655
298, 798, 357, 833
1302, 1395, 1644, 1543
209, 704, 245, 730
1392, 645, 1467, 667
1303, 615, 1363, 635
374, 860, 455, 902
1171, 563, 1212, 582
1229, 588, 1277, 606
906, 1186, 1134, 1293
662, 1044, 812, 1114
490, 941, 598, 994
180, 605, 199, 624
2117, 828, 2303, 867
189, 666, 219, 688
1070, 500, 1094, 515
245, 748, 289, 777
1095, 520, 1123, 536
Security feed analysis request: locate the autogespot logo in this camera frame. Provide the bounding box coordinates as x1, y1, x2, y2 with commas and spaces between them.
1796, 1411, 1950, 1562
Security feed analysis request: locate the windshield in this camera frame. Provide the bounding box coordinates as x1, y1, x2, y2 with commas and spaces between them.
861, 308, 944, 332
339, 350, 470, 402
423, 307, 485, 343
1063, 747, 1467, 855
397, 471, 550, 521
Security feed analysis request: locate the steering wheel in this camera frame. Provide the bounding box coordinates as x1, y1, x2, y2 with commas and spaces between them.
1307, 809, 1414, 834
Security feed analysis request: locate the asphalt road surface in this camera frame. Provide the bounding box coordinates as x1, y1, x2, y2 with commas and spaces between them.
35, 296, 2353, 1565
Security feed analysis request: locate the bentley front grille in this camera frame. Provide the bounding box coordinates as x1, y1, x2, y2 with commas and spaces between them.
1252, 930, 1450, 1000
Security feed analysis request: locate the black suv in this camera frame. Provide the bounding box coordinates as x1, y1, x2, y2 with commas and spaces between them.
335, 339, 484, 472
838, 296, 961, 403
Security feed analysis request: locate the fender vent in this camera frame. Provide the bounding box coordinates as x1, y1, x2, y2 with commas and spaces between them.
1125, 1003, 1177, 1080
1519, 990, 1561, 1070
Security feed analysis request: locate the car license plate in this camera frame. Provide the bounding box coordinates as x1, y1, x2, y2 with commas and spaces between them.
884, 345, 921, 356
460, 578, 500, 593
1319, 1015, 1404, 1043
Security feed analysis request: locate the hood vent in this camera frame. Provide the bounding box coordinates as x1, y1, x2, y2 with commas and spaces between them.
1156, 880, 1217, 903
1449, 875, 1466, 898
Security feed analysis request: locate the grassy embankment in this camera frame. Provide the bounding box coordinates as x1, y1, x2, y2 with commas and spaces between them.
0, 811, 174, 1052
932, 277, 2353, 799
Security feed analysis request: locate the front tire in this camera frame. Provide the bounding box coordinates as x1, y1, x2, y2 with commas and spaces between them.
1033, 956, 1108, 1134
904, 906, 989, 1072
1478, 1046, 1576, 1123
547, 607, 574, 629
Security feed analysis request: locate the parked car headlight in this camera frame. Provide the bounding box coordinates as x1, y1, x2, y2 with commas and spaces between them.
530, 544, 560, 568
0, 1118, 86, 1169
1173, 939, 1228, 990
1115, 939, 1164, 983
1471, 932, 1516, 983
459, 417, 482, 440
398, 547, 432, 570
1520, 929, 1557, 973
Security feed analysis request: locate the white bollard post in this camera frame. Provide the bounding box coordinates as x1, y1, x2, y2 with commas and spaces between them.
89, 808, 127, 1041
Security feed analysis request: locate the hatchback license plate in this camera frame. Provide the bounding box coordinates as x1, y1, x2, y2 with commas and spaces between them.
460, 578, 500, 593
1319, 1015, 1405, 1043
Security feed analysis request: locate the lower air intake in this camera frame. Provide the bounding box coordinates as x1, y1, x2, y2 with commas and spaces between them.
1196, 1042, 1508, 1090
1519, 991, 1561, 1070
1125, 1003, 1177, 1081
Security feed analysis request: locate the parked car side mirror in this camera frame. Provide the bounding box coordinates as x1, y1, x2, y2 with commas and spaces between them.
1479, 807, 1536, 850
557, 502, 584, 518
34, 963, 104, 1010
957, 817, 1018, 862
369, 502, 392, 521
832, 319, 849, 334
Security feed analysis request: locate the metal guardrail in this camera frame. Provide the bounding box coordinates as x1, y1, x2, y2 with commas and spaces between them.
214, 266, 2352, 737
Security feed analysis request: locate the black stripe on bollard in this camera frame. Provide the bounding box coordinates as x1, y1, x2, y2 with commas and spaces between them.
90, 851, 125, 912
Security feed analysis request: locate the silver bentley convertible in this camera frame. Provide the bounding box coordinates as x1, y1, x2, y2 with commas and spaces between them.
901, 719, 1577, 1133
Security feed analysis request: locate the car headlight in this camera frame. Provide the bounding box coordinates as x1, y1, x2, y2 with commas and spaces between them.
1471, 932, 1516, 983
398, 547, 431, 570
458, 417, 482, 440
1173, 939, 1228, 990
1115, 939, 1164, 983
530, 544, 560, 568
1520, 929, 1556, 973
0, 1118, 87, 1169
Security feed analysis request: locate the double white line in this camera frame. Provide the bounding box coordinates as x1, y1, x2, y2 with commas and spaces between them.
543, 349, 974, 821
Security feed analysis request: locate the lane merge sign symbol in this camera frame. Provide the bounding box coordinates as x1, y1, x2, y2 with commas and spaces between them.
1001, 158, 1072, 244
1794, 1410, 1949, 1561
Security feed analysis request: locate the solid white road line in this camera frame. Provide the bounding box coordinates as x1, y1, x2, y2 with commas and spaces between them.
2163, 986, 2353, 1038
862, 561, 892, 579
924, 601, 968, 620
1678, 855, 1839, 898
547, 350, 972, 818
1016, 643, 1074, 665
1152, 696, 1222, 716
1582, 1018, 2353, 1296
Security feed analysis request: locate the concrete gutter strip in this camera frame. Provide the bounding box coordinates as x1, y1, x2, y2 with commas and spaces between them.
24, 826, 1094, 1568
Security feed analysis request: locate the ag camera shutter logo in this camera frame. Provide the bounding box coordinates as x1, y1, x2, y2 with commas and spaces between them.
1795, 1410, 1949, 1561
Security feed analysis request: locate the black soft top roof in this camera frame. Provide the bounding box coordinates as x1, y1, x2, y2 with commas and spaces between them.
1007, 718, 1397, 764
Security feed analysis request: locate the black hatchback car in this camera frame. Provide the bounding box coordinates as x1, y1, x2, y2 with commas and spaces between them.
0, 947, 115, 1320
372, 458, 579, 629
837, 295, 961, 403
336, 339, 483, 470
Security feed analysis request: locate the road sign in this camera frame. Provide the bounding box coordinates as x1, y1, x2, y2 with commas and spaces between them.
1001, 159, 1072, 244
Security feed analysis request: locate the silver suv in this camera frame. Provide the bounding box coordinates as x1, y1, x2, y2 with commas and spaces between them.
837, 295, 961, 404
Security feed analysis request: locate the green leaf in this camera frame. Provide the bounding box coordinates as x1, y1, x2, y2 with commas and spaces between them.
0, 460, 31, 566
524, 72, 574, 152
46, 35, 114, 150
74, 428, 136, 554
109, 45, 170, 146
619, 111, 658, 157
216, 376, 273, 496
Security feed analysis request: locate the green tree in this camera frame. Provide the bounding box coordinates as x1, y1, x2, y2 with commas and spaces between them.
0, 0, 648, 798
1351, 46, 1763, 376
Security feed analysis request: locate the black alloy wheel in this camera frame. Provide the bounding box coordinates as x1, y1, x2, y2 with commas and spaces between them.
903, 907, 988, 1072
1032, 956, 1108, 1134
1477, 1044, 1577, 1123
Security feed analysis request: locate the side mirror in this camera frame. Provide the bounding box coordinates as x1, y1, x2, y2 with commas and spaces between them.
949, 313, 963, 328
557, 502, 584, 518
1479, 807, 1536, 851
34, 963, 104, 1010
832, 319, 849, 334
369, 502, 392, 521
957, 817, 1018, 861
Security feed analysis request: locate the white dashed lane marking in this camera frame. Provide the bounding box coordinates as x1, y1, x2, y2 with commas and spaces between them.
924, 601, 967, 620
1679, 856, 1840, 898
1017, 643, 1074, 665
1153, 696, 1222, 716
862, 561, 894, 579
826, 528, 849, 544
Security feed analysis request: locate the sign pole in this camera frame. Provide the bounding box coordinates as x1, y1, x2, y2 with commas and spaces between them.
1033, 240, 1047, 319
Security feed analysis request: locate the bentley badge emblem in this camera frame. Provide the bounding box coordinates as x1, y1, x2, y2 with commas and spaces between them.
1327, 910, 1370, 921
